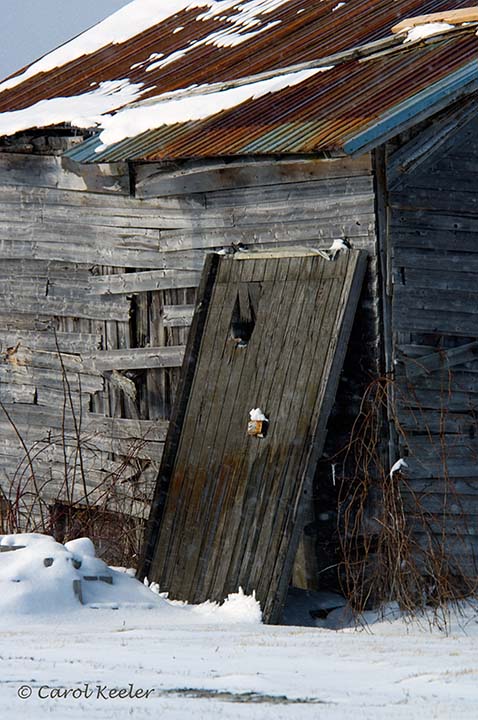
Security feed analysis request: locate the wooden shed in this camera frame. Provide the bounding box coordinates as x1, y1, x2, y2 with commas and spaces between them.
1, 0, 478, 612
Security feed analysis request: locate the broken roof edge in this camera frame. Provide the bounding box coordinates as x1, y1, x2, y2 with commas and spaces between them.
65, 132, 346, 164
392, 7, 478, 34
343, 58, 478, 155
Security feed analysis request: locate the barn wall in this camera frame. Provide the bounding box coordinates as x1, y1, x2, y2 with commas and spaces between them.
135, 155, 382, 588
0, 148, 379, 552
387, 114, 478, 576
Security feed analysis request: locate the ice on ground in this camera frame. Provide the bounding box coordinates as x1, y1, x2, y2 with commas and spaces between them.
0, 533, 262, 624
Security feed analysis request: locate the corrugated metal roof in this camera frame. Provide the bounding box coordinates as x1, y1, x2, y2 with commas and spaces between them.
1, 0, 477, 159
67, 31, 478, 161
0, 0, 472, 110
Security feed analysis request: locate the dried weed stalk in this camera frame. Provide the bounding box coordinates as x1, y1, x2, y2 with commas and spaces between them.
337, 376, 478, 627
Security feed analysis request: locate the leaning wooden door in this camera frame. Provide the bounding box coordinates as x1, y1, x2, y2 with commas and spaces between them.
143, 250, 366, 622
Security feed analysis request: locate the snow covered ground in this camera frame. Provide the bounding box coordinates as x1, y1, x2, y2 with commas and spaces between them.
1, 534, 477, 719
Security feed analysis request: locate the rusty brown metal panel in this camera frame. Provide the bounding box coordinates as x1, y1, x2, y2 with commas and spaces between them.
69, 31, 478, 161
1, 1, 476, 161
142, 250, 366, 623
2, 0, 464, 111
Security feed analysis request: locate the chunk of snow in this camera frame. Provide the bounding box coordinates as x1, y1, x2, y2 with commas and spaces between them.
64, 537, 96, 557
0, 535, 159, 615
329, 238, 348, 251
404, 21, 455, 43
250, 408, 268, 421
191, 587, 263, 624
332, 2, 346, 11
389, 458, 408, 478
96, 68, 323, 149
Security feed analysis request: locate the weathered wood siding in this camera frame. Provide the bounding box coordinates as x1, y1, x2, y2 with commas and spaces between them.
144, 251, 367, 622
387, 115, 478, 575
0, 150, 378, 533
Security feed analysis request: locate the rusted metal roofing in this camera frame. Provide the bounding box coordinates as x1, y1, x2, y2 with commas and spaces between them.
0, 0, 471, 112
67, 31, 478, 161
1, 0, 477, 159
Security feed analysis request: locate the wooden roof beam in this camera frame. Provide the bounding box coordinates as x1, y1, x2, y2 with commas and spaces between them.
392, 8, 478, 34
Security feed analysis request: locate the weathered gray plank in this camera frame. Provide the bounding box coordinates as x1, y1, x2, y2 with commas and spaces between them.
1, 346, 100, 374
404, 435, 478, 459
393, 228, 478, 254
0, 330, 102, 353
84, 414, 168, 442
0, 290, 130, 322
395, 268, 478, 292
401, 491, 478, 516
393, 307, 478, 337
393, 248, 478, 274
0, 425, 162, 465
403, 455, 478, 480
89, 271, 201, 295
390, 208, 478, 234
0, 153, 130, 194
396, 386, 478, 411
134, 156, 372, 198
82, 346, 185, 371
404, 478, 478, 495
0, 383, 35, 404
0, 184, 231, 228
397, 407, 477, 434
390, 187, 478, 216
162, 305, 195, 328
157, 219, 374, 252
0, 365, 104, 394
0, 404, 168, 441
204, 179, 374, 208
399, 341, 478, 379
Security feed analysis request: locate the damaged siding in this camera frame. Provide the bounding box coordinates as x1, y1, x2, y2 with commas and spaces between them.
388, 113, 478, 576
0, 147, 379, 554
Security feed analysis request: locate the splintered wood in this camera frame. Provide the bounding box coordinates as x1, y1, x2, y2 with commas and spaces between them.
143, 251, 366, 623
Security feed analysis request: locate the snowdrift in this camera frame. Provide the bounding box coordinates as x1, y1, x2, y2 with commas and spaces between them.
0, 533, 262, 624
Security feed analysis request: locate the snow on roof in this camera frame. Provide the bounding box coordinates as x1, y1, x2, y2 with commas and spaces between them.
0, 0, 291, 95
0, 80, 144, 137
403, 21, 455, 43
0, 1, 477, 158
0, 1, 201, 93
95, 67, 326, 150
